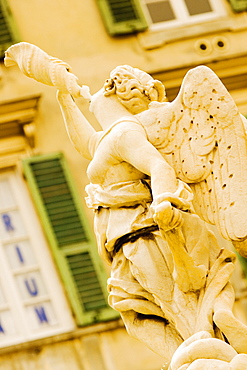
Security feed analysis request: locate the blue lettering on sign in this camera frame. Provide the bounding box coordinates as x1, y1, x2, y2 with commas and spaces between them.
15, 245, 24, 264
25, 278, 38, 297
35, 306, 49, 324
2, 214, 14, 232
0, 321, 4, 333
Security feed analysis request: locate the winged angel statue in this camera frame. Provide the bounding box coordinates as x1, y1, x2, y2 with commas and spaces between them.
5, 42, 247, 369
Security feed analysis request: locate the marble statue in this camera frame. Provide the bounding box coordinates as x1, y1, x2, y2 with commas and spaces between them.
5, 42, 247, 369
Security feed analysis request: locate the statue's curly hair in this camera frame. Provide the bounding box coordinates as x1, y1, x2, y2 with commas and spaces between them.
103, 65, 166, 112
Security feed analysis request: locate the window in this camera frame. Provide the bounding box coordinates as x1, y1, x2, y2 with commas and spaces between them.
0, 169, 75, 348
23, 153, 119, 326
142, 0, 226, 30
96, 0, 229, 35
96, 0, 148, 35
0, 0, 19, 58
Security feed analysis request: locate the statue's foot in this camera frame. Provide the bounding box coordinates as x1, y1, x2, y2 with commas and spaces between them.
213, 309, 247, 353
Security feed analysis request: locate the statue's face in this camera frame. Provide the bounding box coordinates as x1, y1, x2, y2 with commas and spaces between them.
120, 93, 150, 114
104, 65, 165, 114
111, 72, 150, 114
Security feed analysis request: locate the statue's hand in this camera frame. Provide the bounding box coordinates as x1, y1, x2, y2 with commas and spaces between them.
152, 197, 183, 232
151, 180, 193, 232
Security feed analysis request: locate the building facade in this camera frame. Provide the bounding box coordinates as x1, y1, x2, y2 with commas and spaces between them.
0, 0, 247, 369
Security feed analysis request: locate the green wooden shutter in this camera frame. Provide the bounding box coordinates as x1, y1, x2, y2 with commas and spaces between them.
22, 153, 119, 326
96, 0, 148, 36
0, 0, 20, 58
228, 0, 247, 12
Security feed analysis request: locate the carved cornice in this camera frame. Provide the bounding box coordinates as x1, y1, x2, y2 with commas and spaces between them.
0, 94, 41, 167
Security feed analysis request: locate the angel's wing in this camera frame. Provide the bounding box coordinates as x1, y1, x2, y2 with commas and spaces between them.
145, 66, 247, 244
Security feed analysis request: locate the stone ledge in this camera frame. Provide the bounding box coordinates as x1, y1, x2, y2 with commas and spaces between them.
0, 319, 124, 355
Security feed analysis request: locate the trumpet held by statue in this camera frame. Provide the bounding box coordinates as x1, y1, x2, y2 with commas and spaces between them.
4, 42, 91, 100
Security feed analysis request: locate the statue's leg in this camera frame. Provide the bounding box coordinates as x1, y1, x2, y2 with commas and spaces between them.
213, 282, 247, 353
121, 310, 183, 362
108, 239, 183, 360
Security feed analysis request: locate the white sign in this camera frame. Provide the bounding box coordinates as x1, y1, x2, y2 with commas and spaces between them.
0, 171, 75, 346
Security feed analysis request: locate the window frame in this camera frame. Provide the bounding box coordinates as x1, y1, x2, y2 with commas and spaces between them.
0, 168, 75, 348
142, 0, 227, 31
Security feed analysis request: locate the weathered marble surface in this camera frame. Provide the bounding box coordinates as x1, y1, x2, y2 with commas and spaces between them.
5, 42, 247, 369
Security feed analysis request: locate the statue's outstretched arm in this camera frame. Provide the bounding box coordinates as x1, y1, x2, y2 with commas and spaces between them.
4, 42, 95, 160
57, 91, 95, 160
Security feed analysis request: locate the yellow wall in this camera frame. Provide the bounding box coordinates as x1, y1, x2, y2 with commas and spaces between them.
1, 0, 247, 368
